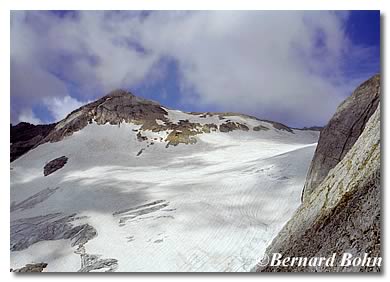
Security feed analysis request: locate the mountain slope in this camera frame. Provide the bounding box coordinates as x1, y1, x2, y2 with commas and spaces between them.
10, 91, 319, 272
10, 122, 56, 162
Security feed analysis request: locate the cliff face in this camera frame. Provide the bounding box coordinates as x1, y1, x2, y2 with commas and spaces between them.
302, 74, 380, 202
257, 75, 381, 272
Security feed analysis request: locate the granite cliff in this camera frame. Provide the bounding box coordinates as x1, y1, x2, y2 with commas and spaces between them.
302, 74, 380, 202
257, 74, 381, 272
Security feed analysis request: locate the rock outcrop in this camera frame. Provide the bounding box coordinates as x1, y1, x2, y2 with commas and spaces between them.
75, 245, 118, 272
257, 75, 381, 272
10, 213, 97, 251
11, 122, 56, 162
43, 156, 68, 176
219, 121, 249, 132
253, 125, 270, 131
11, 263, 48, 272
302, 74, 380, 202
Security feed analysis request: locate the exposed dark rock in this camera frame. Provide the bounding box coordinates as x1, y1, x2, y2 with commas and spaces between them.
44, 156, 68, 176
75, 245, 118, 272
136, 132, 148, 142
219, 121, 249, 132
136, 148, 144, 156
10, 213, 97, 251
11, 122, 52, 144
191, 111, 293, 133
11, 263, 48, 272
166, 129, 198, 146
68, 224, 98, 247
164, 120, 217, 147
10, 122, 56, 162
302, 74, 380, 202
253, 125, 270, 131
112, 200, 166, 216
113, 200, 172, 226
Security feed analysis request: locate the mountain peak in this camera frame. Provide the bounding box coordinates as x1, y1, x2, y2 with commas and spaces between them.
98, 89, 161, 107
105, 89, 132, 98
39, 90, 166, 144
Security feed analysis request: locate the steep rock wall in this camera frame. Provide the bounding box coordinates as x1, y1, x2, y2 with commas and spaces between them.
257, 103, 380, 272
302, 74, 380, 202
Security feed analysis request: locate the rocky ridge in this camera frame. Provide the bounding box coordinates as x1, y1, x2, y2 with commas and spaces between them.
11, 89, 300, 161
41, 89, 296, 146
11, 122, 56, 162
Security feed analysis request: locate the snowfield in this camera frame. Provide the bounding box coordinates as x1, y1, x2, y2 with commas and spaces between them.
10, 113, 318, 272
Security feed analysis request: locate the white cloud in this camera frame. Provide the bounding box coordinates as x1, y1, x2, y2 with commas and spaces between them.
11, 11, 378, 126
18, 109, 42, 125
133, 11, 367, 126
44, 96, 87, 122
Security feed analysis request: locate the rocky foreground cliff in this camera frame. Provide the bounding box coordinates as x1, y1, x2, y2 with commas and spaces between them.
257, 74, 381, 272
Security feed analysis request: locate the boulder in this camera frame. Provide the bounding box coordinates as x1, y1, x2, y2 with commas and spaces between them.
44, 156, 68, 176
11, 263, 48, 272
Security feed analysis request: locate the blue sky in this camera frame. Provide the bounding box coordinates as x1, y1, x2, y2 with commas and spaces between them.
11, 11, 380, 127
343, 11, 380, 79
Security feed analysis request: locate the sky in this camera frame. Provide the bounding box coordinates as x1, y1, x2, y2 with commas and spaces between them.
10, 11, 380, 127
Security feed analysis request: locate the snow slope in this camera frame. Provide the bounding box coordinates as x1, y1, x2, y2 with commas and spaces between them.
10, 112, 318, 272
